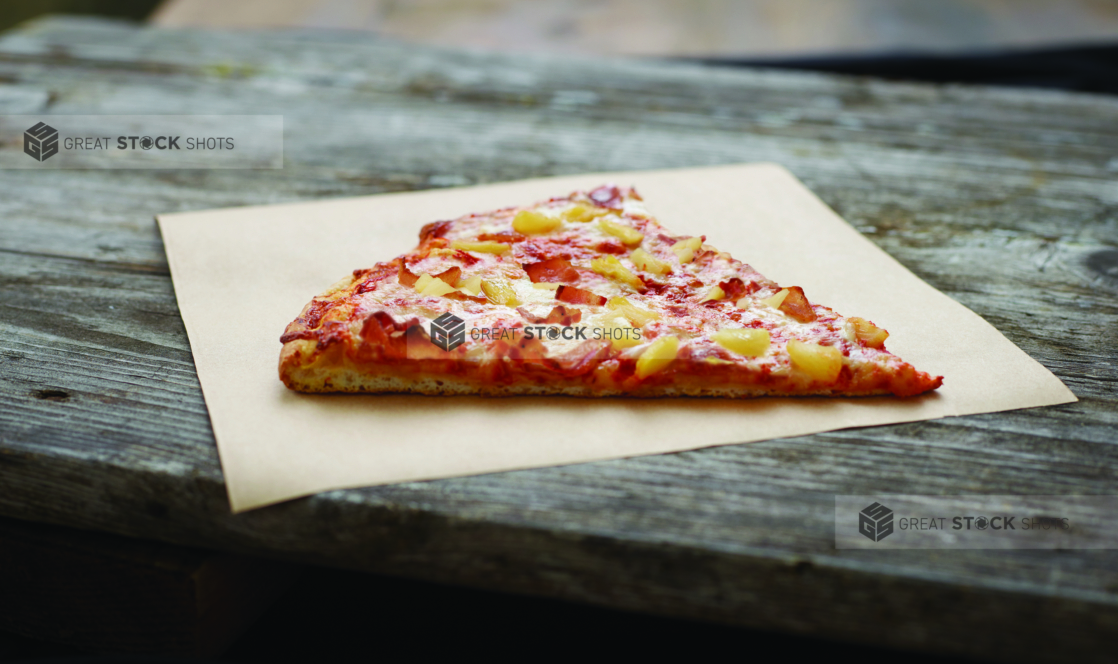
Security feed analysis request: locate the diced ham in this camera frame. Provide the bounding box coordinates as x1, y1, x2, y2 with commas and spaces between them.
718, 277, 752, 301
595, 240, 626, 254
588, 185, 623, 208
517, 305, 583, 325
550, 339, 611, 375
419, 220, 452, 241
779, 286, 817, 323
356, 311, 426, 359
523, 257, 580, 283
432, 266, 461, 286
555, 285, 607, 306
397, 262, 419, 287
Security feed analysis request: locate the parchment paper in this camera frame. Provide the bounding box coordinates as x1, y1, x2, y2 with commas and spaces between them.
157, 164, 1076, 513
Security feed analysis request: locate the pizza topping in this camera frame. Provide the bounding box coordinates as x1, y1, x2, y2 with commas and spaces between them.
419, 220, 453, 241
606, 296, 660, 327
778, 286, 816, 323
458, 275, 483, 296
551, 339, 613, 374
424, 247, 482, 266
523, 257, 580, 283
598, 218, 643, 246
787, 340, 842, 382
711, 329, 770, 357
442, 290, 490, 304
590, 255, 644, 290
432, 266, 461, 286
414, 274, 459, 297
397, 262, 420, 287
513, 209, 563, 235
452, 239, 511, 254
603, 317, 642, 349
846, 317, 889, 349
481, 277, 522, 306
588, 184, 624, 208
477, 231, 525, 243
562, 204, 607, 223
555, 284, 607, 306
760, 288, 789, 309
357, 311, 422, 357
671, 237, 703, 264
517, 305, 582, 325
635, 335, 680, 378
717, 278, 750, 301
595, 240, 627, 254
630, 248, 671, 276
699, 285, 725, 303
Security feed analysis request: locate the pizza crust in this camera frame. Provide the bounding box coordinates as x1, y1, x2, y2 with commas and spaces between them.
279, 340, 911, 398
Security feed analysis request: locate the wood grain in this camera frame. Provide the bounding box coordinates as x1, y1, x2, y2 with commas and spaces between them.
0, 16, 1116, 663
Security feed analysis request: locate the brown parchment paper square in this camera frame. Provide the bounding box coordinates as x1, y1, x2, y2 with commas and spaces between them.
157, 164, 1076, 513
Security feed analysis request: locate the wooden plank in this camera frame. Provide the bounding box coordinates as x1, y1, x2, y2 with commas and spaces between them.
0, 16, 1115, 663
0, 515, 295, 655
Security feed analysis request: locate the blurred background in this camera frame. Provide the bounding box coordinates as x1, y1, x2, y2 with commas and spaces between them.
1, 0, 1116, 92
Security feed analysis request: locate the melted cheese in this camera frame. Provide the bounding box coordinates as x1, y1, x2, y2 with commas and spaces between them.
359, 188, 871, 380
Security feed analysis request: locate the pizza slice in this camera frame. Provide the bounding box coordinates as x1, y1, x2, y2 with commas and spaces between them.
279, 185, 942, 398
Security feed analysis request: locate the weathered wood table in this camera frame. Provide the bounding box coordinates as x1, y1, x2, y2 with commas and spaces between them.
1, 16, 1115, 662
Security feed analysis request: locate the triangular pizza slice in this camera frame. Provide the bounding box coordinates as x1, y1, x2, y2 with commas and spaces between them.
279, 185, 942, 397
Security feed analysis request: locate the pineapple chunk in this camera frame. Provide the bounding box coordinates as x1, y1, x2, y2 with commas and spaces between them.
512, 209, 562, 235
760, 288, 789, 309
591, 255, 644, 290
671, 237, 703, 263
419, 276, 458, 297
458, 275, 483, 296
562, 204, 606, 223
635, 335, 680, 379
699, 285, 725, 303
787, 340, 843, 382
604, 316, 642, 349
532, 282, 561, 290
413, 273, 433, 292
480, 277, 521, 306
607, 296, 660, 327
630, 248, 671, 275
711, 329, 770, 357
598, 218, 643, 246
846, 317, 889, 349
452, 240, 510, 254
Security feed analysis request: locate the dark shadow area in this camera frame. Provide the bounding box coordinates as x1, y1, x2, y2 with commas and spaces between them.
699, 43, 1118, 95
0, 565, 983, 662
0, 1, 160, 34
2, 564, 982, 662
